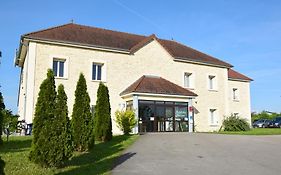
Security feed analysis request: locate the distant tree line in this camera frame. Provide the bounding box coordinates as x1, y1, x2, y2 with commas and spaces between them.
251, 111, 281, 122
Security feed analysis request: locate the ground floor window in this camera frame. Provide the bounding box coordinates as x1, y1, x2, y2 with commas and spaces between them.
138, 100, 188, 132
209, 109, 217, 125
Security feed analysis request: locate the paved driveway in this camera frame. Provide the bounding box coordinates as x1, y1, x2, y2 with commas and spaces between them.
112, 133, 281, 175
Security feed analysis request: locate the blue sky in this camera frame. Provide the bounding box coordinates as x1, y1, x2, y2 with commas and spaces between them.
0, 0, 280, 113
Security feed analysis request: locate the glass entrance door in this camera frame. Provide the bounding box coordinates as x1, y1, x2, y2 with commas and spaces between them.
138, 100, 188, 132
138, 101, 155, 132
156, 106, 165, 132
165, 107, 174, 131
175, 105, 188, 132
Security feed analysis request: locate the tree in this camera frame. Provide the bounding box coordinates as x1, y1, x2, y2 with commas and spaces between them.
94, 82, 112, 142
29, 70, 57, 166
251, 111, 281, 122
0, 92, 5, 145
53, 84, 73, 164
0, 91, 5, 174
71, 73, 94, 151
2, 109, 19, 141
30, 69, 72, 167
115, 110, 137, 135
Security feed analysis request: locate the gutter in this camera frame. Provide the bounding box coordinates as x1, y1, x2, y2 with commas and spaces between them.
15, 36, 28, 67
228, 78, 253, 82
174, 57, 233, 69
120, 92, 197, 99
24, 36, 131, 54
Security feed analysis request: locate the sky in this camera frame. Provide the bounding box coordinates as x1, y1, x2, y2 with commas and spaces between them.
0, 0, 280, 113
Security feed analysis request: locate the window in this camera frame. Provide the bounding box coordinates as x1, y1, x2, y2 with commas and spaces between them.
53, 59, 65, 78
208, 75, 216, 90
232, 88, 238, 100
184, 72, 193, 88
209, 109, 217, 125
92, 63, 103, 81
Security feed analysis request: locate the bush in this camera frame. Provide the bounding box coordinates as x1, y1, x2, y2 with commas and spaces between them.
94, 83, 112, 142
71, 73, 94, 151
221, 114, 250, 131
0, 158, 4, 175
115, 110, 137, 135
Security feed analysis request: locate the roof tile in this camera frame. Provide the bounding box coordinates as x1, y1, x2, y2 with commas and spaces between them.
228, 69, 253, 81
120, 75, 197, 97
23, 23, 232, 67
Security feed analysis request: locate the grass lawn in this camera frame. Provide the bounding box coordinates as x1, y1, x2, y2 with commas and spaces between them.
0, 135, 138, 175
218, 128, 281, 135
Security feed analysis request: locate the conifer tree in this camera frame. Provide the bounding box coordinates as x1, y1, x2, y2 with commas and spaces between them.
53, 84, 73, 164
94, 82, 112, 142
71, 73, 94, 151
29, 69, 57, 166
30, 69, 73, 167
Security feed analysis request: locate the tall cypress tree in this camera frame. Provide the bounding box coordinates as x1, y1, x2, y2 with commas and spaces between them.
29, 69, 57, 166
94, 82, 112, 142
71, 73, 94, 151
53, 84, 73, 165
30, 69, 73, 167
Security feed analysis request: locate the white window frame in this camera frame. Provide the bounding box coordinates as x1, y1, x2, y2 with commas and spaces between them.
183, 72, 194, 89
91, 60, 106, 82
209, 108, 218, 126
208, 75, 217, 91
52, 58, 68, 79
232, 88, 239, 101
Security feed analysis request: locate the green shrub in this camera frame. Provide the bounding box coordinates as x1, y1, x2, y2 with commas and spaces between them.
221, 114, 250, 131
71, 73, 94, 151
115, 110, 137, 135
94, 83, 112, 142
0, 157, 4, 175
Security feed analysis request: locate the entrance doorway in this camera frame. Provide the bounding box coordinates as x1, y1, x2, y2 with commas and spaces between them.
136, 100, 189, 132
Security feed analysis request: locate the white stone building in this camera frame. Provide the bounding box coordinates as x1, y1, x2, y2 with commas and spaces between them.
15, 23, 252, 134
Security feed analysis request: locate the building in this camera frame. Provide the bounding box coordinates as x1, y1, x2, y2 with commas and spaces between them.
15, 23, 252, 134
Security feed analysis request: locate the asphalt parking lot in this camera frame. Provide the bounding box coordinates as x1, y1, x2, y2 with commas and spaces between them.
112, 133, 281, 175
